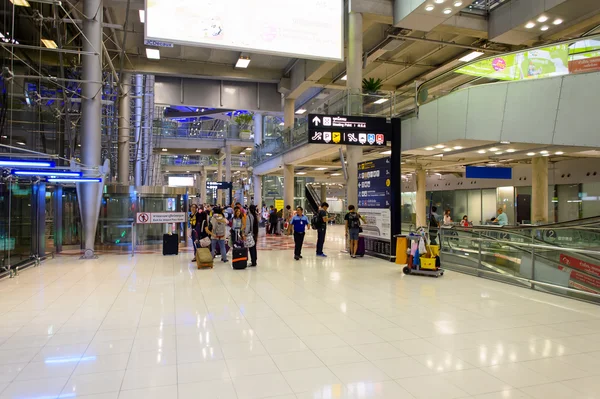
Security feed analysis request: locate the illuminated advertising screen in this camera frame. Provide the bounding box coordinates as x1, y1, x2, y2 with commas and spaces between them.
145, 0, 343, 61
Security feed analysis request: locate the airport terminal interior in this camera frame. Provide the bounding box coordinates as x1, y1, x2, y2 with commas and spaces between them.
2, 0, 600, 398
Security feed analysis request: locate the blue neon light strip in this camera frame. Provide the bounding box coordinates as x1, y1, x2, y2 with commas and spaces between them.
48, 178, 102, 183
0, 159, 55, 168
12, 170, 82, 177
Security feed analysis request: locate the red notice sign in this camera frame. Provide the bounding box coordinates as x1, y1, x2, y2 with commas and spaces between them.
560, 254, 600, 277
569, 57, 600, 74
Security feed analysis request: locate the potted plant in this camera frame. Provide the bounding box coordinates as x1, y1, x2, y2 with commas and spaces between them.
362, 77, 383, 94
234, 112, 254, 140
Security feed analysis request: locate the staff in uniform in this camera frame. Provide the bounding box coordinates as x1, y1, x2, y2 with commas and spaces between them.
290, 206, 310, 261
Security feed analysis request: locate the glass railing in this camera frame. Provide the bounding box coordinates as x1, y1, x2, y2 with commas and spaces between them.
438, 221, 600, 303
153, 119, 254, 141
413, 33, 600, 112
160, 155, 250, 168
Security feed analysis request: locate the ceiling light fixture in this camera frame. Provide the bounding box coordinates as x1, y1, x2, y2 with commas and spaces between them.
195, 149, 201, 153
146, 48, 160, 59
373, 98, 389, 104
161, 148, 167, 152
331, 173, 342, 176
235, 56, 251, 68
245, 147, 252, 151
553, 18, 563, 25
506, 149, 516, 153
425, 4, 435, 11
495, 151, 503, 155
443, 148, 452, 152
139, 9, 145, 23
340, 75, 347, 81
425, 147, 434, 151
296, 172, 307, 175
555, 151, 564, 155
489, 147, 498, 152
434, 0, 444, 3
453, 146, 463, 150
315, 167, 328, 171
537, 15, 548, 23
9, 0, 30, 6
525, 22, 536, 29
295, 109, 307, 114
459, 51, 484, 62
540, 25, 549, 31
265, 153, 272, 156
443, 8, 452, 14
478, 150, 486, 154
540, 150, 549, 154
543, 153, 550, 157
239, 152, 246, 155
41, 39, 58, 49
16, 141, 25, 146
527, 152, 536, 156
453, 0, 463, 6
435, 144, 445, 149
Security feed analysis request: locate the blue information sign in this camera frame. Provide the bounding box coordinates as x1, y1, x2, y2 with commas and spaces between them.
358, 158, 391, 209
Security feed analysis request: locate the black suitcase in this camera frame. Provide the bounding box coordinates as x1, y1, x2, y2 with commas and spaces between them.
232, 247, 248, 270
163, 233, 179, 255
355, 236, 366, 257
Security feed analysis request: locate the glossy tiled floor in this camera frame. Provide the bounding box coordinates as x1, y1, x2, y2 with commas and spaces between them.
1, 226, 600, 399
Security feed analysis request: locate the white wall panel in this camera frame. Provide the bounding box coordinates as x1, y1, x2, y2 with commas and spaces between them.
437, 90, 468, 143
413, 102, 438, 148
465, 84, 506, 140
554, 73, 600, 147
501, 79, 561, 144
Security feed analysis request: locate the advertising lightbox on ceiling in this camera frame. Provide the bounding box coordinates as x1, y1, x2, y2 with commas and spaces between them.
144, 0, 344, 61
168, 176, 194, 187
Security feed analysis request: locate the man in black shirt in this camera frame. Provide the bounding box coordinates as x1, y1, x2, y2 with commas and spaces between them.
316, 202, 329, 257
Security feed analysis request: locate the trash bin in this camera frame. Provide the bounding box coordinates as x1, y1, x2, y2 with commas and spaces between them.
395, 235, 408, 265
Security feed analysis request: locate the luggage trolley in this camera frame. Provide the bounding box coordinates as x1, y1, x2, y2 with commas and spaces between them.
403, 231, 444, 278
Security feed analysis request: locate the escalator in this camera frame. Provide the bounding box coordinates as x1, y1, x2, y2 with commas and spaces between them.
305, 184, 320, 214
438, 218, 600, 303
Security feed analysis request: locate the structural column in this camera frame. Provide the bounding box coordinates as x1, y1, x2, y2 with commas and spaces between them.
320, 184, 327, 204
283, 164, 295, 209
346, 147, 362, 208
254, 113, 263, 145
532, 156, 549, 224
416, 168, 427, 228
225, 145, 232, 183
284, 98, 295, 130
253, 174, 262, 208
78, 0, 103, 258
133, 74, 143, 186
117, 73, 131, 185
199, 166, 207, 204
217, 160, 223, 206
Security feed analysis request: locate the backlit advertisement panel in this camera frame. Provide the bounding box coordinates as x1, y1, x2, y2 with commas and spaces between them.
145, 0, 343, 61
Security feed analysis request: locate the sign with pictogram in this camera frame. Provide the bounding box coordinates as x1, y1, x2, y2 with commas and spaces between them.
137, 213, 150, 224
136, 212, 186, 224
308, 114, 390, 147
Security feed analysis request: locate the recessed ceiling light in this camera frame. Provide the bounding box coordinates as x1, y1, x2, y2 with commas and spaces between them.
340, 75, 347, 81
434, 0, 444, 3
139, 9, 145, 23
459, 51, 484, 62
540, 150, 549, 154
495, 151, 503, 155
374, 98, 389, 104
186, 171, 190, 173
425, 4, 435, 11
453, 146, 463, 150
443, 8, 452, 14
296, 172, 307, 175
525, 22, 536, 29
161, 148, 167, 152
425, 147, 434, 151
331, 173, 342, 176
41, 39, 57, 49
146, 48, 160, 59
245, 147, 252, 151
435, 144, 445, 149
235, 56, 251, 68
489, 147, 498, 152
315, 167, 328, 171
239, 152, 245, 155
443, 148, 452, 152
478, 150, 486, 154
16, 141, 25, 146
540, 25, 549, 31
265, 153, 272, 156
543, 153, 550, 157
500, 141, 511, 144
295, 109, 307, 114
165, 170, 170, 173
537, 15, 548, 23
453, 0, 462, 6
506, 149, 516, 153
555, 151, 564, 155
195, 149, 201, 153
434, 154, 444, 157
553, 18, 563, 25
527, 152, 536, 156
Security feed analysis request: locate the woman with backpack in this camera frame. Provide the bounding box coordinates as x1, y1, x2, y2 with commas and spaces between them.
205, 207, 229, 262
344, 205, 365, 258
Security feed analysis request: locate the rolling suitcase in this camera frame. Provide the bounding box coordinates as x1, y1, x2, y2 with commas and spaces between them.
232, 247, 248, 270
355, 236, 365, 257
163, 233, 178, 255
196, 247, 213, 269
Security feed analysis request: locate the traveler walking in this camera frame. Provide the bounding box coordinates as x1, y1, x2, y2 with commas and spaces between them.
313, 202, 329, 257
189, 204, 200, 262
290, 206, 310, 260
246, 205, 259, 267
344, 205, 365, 258
206, 207, 229, 262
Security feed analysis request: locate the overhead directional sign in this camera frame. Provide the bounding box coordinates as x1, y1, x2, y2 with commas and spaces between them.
308, 114, 390, 147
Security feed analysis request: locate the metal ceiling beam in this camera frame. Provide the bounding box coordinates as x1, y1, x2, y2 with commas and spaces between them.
387, 34, 504, 54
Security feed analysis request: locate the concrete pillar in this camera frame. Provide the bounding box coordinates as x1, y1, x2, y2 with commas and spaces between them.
283, 164, 295, 209
416, 168, 427, 228
254, 113, 263, 145
346, 146, 362, 208
199, 167, 207, 204
133, 74, 143, 187
532, 156, 549, 224
78, 0, 103, 258
347, 12, 363, 115
217, 161, 223, 206
284, 98, 295, 130
117, 72, 131, 185
320, 184, 327, 204
253, 174, 262, 209
225, 145, 232, 182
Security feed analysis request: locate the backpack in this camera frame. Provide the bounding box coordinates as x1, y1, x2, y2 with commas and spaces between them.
311, 213, 321, 230
212, 216, 227, 237
348, 213, 360, 229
